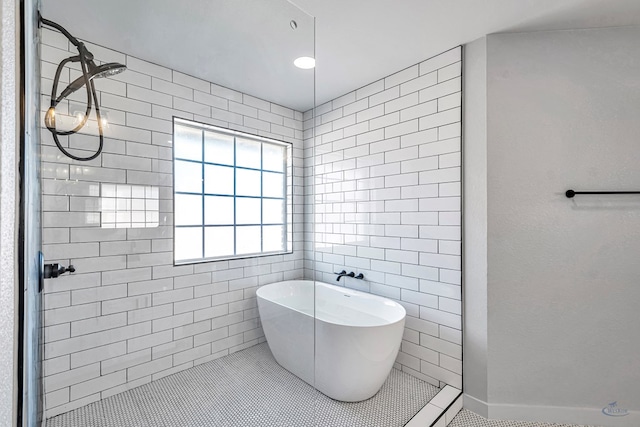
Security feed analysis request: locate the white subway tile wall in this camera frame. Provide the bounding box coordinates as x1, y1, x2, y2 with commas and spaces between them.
41, 27, 462, 419
40, 29, 306, 418
304, 47, 462, 390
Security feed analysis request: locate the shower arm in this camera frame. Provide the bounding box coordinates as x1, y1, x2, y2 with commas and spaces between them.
39, 16, 82, 48
39, 15, 105, 162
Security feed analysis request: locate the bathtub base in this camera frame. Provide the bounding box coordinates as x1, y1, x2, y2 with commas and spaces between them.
258, 297, 315, 386
263, 318, 404, 402
314, 318, 404, 402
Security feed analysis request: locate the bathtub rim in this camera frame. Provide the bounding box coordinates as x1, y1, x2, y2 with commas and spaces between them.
256, 279, 406, 328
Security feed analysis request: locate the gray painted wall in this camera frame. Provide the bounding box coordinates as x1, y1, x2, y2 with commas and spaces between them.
462, 37, 488, 416
465, 26, 640, 426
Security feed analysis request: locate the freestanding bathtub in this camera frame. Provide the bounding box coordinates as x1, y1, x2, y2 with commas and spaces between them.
256, 280, 406, 402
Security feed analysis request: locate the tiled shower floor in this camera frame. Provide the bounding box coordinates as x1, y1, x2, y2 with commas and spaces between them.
46, 343, 440, 427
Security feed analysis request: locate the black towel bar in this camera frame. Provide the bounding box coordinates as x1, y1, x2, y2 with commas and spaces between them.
566, 190, 640, 198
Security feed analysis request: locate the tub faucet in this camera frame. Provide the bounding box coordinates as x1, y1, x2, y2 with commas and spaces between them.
335, 270, 355, 281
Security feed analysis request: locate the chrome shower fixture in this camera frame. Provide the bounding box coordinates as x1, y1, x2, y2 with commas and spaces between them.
40, 15, 126, 161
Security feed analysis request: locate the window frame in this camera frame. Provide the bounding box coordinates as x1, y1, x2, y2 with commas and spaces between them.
172, 117, 293, 265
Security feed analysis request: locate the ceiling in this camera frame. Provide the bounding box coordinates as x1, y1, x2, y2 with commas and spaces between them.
42, 0, 640, 112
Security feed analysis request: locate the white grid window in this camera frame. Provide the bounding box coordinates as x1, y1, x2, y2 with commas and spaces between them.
173, 118, 293, 263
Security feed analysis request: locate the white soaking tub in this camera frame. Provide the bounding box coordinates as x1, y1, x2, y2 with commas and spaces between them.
256, 280, 406, 402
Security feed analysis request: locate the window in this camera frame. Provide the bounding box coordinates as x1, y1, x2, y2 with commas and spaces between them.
173, 118, 293, 263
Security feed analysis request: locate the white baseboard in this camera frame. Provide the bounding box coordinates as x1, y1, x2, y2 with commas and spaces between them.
462, 394, 488, 418
463, 394, 638, 427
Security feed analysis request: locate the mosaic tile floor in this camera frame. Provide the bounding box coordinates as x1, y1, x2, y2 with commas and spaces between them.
449, 409, 602, 427
47, 342, 440, 427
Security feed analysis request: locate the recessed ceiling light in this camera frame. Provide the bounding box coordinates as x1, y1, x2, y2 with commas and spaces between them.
294, 56, 315, 69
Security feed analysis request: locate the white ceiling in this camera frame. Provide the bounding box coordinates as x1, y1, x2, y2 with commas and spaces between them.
42, 0, 640, 112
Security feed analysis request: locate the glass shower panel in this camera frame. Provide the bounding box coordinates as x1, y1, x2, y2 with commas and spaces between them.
308, 24, 464, 427
37, 0, 315, 426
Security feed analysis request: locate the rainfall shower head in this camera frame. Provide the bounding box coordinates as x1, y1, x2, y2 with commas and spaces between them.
89, 61, 127, 79
40, 15, 127, 161
57, 60, 127, 101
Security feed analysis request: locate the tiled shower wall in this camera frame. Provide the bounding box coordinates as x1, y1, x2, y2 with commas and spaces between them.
304, 47, 462, 389
40, 28, 305, 417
